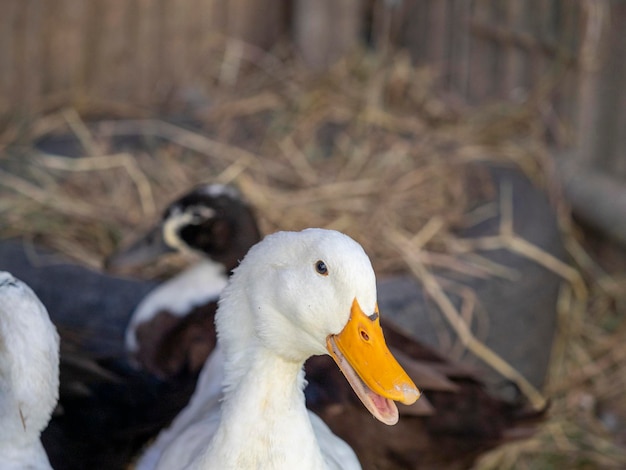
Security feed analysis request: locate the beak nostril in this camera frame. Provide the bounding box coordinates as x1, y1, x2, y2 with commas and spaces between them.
360, 330, 369, 341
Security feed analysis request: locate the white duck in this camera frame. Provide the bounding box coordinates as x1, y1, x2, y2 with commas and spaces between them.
137, 229, 420, 469
0, 271, 60, 470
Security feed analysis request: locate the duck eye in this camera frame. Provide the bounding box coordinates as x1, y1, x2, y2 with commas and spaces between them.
315, 260, 328, 276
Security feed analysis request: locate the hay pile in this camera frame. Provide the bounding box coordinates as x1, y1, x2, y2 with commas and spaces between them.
1, 48, 625, 468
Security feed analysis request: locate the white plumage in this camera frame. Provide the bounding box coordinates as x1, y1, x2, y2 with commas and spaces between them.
136, 229, 418, 469
0, 271, 59, 470
125, 260, 228, 353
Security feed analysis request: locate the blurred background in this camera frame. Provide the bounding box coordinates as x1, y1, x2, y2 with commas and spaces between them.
1, 0, 626, 468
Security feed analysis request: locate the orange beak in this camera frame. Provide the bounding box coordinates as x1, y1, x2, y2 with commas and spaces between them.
326, 298, 420, 425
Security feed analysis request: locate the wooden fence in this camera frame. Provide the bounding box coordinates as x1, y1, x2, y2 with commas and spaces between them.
0, 0, 288, 120
0, 0, 624, 177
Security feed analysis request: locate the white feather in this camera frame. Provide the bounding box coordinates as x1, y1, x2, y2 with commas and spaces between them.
126, 260, 228, 352
0, 271, 59, 470
136, 229, 374, 470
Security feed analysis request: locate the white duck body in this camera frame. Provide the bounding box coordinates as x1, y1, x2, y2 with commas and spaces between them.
139, 229, 419, 470
0, 271, 60, 470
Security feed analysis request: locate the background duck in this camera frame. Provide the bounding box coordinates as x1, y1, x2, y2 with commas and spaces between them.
108, 183, 261, 378
137, 228, 419, 469
0, 271, 59, 470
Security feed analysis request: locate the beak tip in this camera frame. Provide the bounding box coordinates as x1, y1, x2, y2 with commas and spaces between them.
399, 384, 421, 405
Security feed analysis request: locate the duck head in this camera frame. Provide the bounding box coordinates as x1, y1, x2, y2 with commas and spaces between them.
106, 184, 261, 273
217, 229, 420, 425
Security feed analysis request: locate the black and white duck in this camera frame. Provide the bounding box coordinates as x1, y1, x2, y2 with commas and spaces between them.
107, 183, 261, 379
0, 184, 264, 470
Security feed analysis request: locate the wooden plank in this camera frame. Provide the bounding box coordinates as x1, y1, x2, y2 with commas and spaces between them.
89, 0, 122, 101
192, 0, 226, 83
426, 0, 448, 67
403, 0, 429, 65
0, 0, 19, 116
122, 0, 141, 102
502, 1, 526, 99
551, 0, 581, 146
466, 0, 495, 103
595, 2, 626, 176
134, 0, 160, 105
40, 0, 55, 95
370, 0, 405, 52
155, 0, 175, 104
229, 0, 287, 48
46, 0, 87, 101
293, 0, 362, 71
81, 0, 106, 96
575, 0, 610, 167
12, 0, 44, 118
448, 0, 472, 99
180, 0, 222, 84
489, 0, 505, 100
528, 0, 552, 90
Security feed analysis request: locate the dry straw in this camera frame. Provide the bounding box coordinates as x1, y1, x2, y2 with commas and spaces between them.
1, 48, 625, 468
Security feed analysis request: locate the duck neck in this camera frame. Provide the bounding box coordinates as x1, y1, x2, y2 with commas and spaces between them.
195, 347, 327, 469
